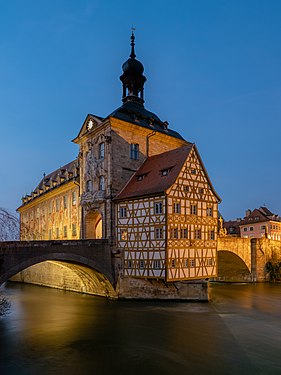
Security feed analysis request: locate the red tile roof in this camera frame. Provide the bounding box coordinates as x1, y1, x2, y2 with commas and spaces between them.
114, 145, 193, 200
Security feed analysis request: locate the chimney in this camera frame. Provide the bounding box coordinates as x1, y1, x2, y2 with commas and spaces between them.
245, 209, 251, 217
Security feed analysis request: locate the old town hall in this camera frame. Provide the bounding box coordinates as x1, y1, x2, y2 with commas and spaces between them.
17, 33, 220, 299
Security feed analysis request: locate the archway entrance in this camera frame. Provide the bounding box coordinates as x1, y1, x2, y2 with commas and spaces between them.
85, 211, 103, 239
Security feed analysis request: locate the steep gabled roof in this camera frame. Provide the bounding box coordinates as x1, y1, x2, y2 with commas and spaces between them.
239, 207, 278, 225
114, 145, 193, 201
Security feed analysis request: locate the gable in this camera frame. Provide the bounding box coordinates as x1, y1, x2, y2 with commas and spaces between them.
167, 145, 221, 203
72, 114, 104, 143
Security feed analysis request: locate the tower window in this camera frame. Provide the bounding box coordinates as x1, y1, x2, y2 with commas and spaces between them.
86, 180, 92, 192
99, 176, 105, 191
99, 142, 105, 159
130, 143, 139, 160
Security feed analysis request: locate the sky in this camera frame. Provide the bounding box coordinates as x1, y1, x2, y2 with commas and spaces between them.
0, 0, 281, 220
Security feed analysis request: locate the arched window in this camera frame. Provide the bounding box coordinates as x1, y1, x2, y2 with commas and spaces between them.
99, 176, 105, 191
99, 142, 105, 159
86, 180, 92, 192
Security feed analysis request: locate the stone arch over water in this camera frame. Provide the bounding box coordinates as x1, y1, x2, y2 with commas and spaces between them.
217, 250, 252, 282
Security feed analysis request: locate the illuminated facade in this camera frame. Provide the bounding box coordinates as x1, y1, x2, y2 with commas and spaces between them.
18, 33, 220, 286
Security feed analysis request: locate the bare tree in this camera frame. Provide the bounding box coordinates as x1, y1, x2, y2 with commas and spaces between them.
0, 208, 20, 241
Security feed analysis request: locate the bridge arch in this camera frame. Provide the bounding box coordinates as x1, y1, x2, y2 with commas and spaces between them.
0, 240, 116, 298
217, 250, 252, 282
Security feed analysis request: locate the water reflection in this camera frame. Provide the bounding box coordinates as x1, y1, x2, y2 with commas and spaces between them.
0, 282, 281, 374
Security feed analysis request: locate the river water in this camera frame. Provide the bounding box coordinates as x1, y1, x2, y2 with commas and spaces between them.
0, 282, 281, 375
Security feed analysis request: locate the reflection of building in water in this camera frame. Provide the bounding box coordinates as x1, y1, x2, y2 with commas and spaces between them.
17, 33, 220, 284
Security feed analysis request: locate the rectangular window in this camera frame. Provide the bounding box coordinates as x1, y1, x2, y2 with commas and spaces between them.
139, 260, 145, 269
198, 187, 204, 195
154, 202, 163, 214
119, 207, 127, 218
191, 169, 197, 174
72, 223, 77, 237
184, 185, 189, 192
63, 225, 67, 238
121, 230, 128, 241
170, 228, 178, 239
155, 227, 163, 239
195, 229, 201, 239
72, 192, 76, 205
56, 198, 60, 212
209, 230, 215, 240
191, 205, 197, 215
171, 259, 176, 268
190, 259, 196, 267
207, 258, 213, 266
99, 142, 105, 159
184, 259, 189, 267
153, 260, 161, 269
63, 196, 68, 209
243, 227, 247, 232
173, 202, 180, 214
86, 180, 92, 192
250, 227, 254, 231
130, 143, 139, 160
181, 228, 188, 239
261, 225, 266, 230
127, 260, 132, 269
206, 207, 213, 217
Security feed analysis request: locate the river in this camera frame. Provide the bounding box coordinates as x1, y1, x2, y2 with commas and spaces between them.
0, 282, 281, 375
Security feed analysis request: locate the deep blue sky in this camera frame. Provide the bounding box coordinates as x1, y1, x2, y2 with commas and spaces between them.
1, 0, 280, 220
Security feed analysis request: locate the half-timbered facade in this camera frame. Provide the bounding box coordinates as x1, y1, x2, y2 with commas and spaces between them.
115, 145, 220, 282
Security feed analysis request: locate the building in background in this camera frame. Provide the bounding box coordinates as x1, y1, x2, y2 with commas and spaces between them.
17, 33, 220, 294
224, 206, 281, 240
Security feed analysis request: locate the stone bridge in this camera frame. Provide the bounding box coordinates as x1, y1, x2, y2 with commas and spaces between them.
0, 240, 117, 298
217, 237, 281, 282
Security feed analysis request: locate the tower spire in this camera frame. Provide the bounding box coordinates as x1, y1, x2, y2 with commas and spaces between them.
130, 30, 136, 59
120, 30, 147, 106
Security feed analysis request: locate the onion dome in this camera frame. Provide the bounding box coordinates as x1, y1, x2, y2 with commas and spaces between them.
120, 32, 147, 106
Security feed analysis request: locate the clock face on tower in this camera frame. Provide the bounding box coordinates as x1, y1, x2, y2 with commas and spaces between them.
87, 120, 94, 130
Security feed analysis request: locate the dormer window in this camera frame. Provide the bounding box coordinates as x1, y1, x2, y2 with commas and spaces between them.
136, 173, 147, 181
162, 169, 169, 176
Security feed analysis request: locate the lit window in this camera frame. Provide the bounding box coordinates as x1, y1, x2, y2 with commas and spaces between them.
191, 205, 197, 215
119, 207, 127, 218
63, 196, 68, 209
154, 202, 163, 214
195, 229, 201, 239
99, 176, 105, 191
56, 199, 60, 212
154, 260, 161, 269
72, 223, 77, 237
121, 230, 127, 241
155, 227, 163, 239
206, 207, 213, 217
130, 143, 139, 160
181, 228, 188, 239
63, 225, 67, 238
173, 202, 180, 214
72, 192, 77, 205
99, 142, 105, 159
